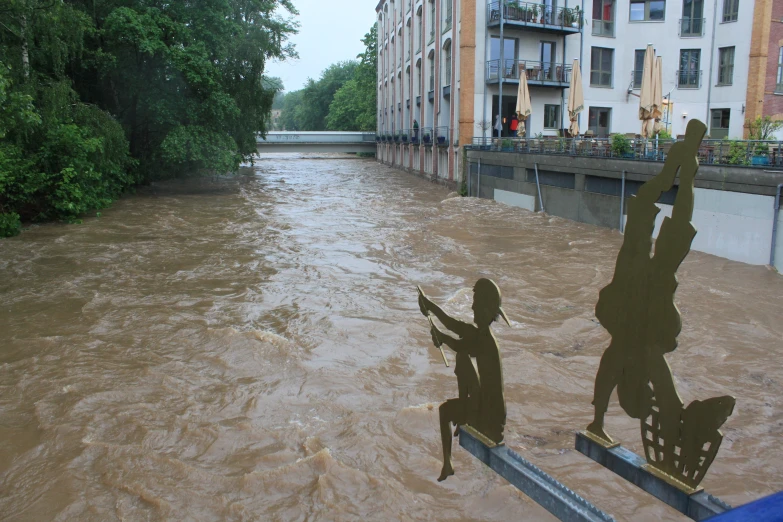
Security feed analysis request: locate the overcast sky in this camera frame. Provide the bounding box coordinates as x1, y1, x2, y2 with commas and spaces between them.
265, 1, 378, 92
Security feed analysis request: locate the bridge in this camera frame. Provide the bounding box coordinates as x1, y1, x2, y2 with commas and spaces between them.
256, 131, 377, 153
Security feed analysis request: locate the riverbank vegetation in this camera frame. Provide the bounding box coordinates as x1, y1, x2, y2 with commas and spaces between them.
0, 0, 296, 237
278, 25, 377, 133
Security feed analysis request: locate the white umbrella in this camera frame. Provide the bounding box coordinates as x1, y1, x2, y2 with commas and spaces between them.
516, 64, 532, 135
652, 56, 663, 135
567, 59, 584, 136
639, 44, 656, 138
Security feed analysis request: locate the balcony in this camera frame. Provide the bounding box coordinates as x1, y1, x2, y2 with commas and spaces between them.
443, 15, 452, 33
422, 127, 434, 145
487, 1, 582, 35
435, 126, 449, 147
679, 17, 705, 37
443, 84, 451, 98
676, 69, 702, 89
592, 19, 614, 37
416, 95, 421, 106
486, 59, 572, 87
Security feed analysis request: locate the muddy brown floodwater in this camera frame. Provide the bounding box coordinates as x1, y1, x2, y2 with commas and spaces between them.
1, 154, 782, 521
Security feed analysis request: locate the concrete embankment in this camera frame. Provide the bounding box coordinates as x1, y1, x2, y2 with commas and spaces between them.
467, 151, 783, 272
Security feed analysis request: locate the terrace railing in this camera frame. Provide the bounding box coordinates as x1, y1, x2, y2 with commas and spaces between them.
487, 1, 583, 30
466, 136, 783, 169
486, 59, 572, 84
676, 69, 702, 89
679, 17, 705, 37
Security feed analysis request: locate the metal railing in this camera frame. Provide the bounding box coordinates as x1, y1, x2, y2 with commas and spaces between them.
421, 127, 434, 144
679, 17, 705, 36
466, 136, 783, 169
676, 69, 702, 88
487, 1, 583, 29
435, 126, 450, 146
486, 59, 572, 83
592, 19, 614, 37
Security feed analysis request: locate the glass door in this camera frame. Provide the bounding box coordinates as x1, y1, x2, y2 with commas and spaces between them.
540, 41, 556, 81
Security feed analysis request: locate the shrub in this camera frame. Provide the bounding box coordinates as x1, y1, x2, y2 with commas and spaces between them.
0, 213, 21, 237
725, 140, 749, 165
610, 134, 632, 156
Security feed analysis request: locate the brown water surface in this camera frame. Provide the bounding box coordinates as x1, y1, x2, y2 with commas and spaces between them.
1, 154, 781, 521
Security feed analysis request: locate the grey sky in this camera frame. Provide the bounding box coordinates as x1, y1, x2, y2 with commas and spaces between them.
265, 1, 378, 92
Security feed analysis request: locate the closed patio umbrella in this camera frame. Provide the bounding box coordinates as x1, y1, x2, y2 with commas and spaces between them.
567, 59, 584, 136
516, 64, 532, 136
639, 44, 656, 138
652, 56, 663, 135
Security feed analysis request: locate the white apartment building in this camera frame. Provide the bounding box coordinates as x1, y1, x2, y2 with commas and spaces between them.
375, 0, 753, 182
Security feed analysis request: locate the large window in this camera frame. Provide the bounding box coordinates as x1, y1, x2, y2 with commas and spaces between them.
630, 0, 665, 21
678, 49, 701, 88
718, 47, 734, 86
777, 47, 783, 93
592, 0, 615, 36
544, 105, 561, 129
710, 109, 730, 139
722, 0, 738, 22
590, 47, 614, 87
428, 52, 435, 92
681, 0, 704, 36
490, 37, 516, 80
416, 9, 422, 52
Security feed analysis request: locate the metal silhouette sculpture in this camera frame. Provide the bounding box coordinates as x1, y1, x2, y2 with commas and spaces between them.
584, 119, 735, 491
418, 280, 509, 481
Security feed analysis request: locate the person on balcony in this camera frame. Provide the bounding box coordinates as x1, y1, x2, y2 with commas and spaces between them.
494, 114, 503, 138
510, 114, 519, 137
413, 119, 419, 141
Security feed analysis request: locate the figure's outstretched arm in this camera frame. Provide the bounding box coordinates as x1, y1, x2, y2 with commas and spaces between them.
419, 292, 473, 338
431, 323, 470, 354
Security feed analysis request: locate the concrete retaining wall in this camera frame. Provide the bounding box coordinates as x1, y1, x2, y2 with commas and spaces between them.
467, 151, 783, 273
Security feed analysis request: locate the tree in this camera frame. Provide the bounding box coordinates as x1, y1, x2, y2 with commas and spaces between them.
327, 25, 377, 132
747, 116, 783, 141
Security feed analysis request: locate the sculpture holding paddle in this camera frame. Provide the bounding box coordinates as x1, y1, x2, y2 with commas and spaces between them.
417, 280, 509, 481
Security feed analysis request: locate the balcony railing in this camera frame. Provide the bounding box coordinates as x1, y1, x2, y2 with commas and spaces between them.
676, 69, 702, 89
466, 136, 783, 169
435, 126, 450, 146
486, 59, 572, 85
592, 19, 614, 37
421, 127, 434, 145
631, 69, 643, 89
487, 1, 583, 31
679, 17, 705, 37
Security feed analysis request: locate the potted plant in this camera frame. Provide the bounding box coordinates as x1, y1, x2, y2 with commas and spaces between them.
375, 135, 381, 142
437, 133, 446, 145
402, 132, 409, 143
501, 138, 514, 152
610, 134, 633, 158
752, 142, 770, 165
423, 131, 432, 144
530, 4, 539, 23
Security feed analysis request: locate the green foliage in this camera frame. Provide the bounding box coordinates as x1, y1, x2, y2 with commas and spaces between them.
0, 0, 297, 237
281, 25, 377, 132
724, 140, 749, 165
610, 134, 632, 156
657, 128, 672, 140
747, 116, 783, 141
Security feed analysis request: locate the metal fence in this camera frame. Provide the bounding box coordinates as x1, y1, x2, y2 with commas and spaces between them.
466, 136, 783, 168
487, 1, 582, 29
486, 59, 572, 83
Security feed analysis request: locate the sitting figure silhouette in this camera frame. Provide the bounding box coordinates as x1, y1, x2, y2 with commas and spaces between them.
418, 279, 509, 481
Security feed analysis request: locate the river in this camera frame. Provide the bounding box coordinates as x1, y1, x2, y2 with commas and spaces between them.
1, 154, 781, 521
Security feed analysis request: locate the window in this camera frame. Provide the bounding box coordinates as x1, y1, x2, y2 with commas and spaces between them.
416, 9, 422, 52
592, 0, 615, 36
490, 37, 515, 80
717, 47, 734, 85
540, 41, 556, 81
544, 105, 561, 129
588, 107, 612, 137
681, 0, 704, 36
429, 0, 435, 43
590, 47, 614, 87
710, 109, 730, 139
429, 53, 435, 92
633, 49, 645, 88
443, 43, 452, 86
777, 48, 783, 93
442, 0, 452, 32
678, 49, 701, 88
722, 0, 738, 22
630, 0, 665, 21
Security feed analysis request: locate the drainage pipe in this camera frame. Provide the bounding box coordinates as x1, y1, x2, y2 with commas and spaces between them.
705, 0, 718, 125
771, 183, 782, 267
534, 163, 545, 212
620, 170, 626, 233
